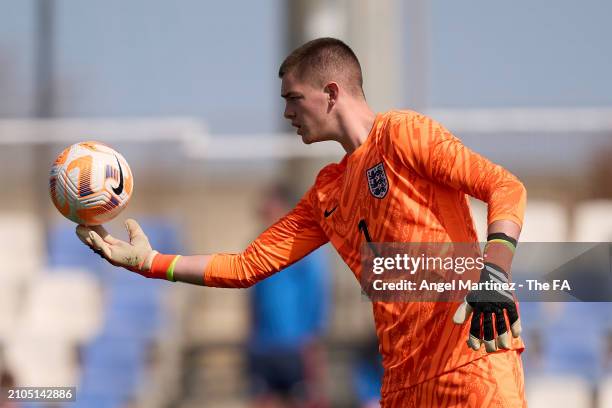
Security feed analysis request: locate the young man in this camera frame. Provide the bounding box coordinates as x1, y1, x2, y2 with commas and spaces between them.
77, 38, 526, 407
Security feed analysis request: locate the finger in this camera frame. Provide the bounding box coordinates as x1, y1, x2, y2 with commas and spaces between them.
495, 310, 511, 349
497, 331, 511, 350
89, 224, 119, 245
483, 313, 497, 352
453, 301, 473, 325
76, 225, 94, 246
511, 318, 522, 338
89, 230, 112, 259
506, 303, 522, 338
467, 312, 482, 351
125, 219, 149, 247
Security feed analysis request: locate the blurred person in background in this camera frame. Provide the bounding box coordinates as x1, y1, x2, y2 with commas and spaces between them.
351, 335, 383, 408
247, 184, 330, 408
77, 37, 527, 407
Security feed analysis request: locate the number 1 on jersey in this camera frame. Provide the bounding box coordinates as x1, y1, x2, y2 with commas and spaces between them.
358, 219, 373, 242
359, 219, 380, 257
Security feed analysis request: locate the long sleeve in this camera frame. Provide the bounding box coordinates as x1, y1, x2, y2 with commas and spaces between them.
204, 188, 329, 288
386, 112, 526, 227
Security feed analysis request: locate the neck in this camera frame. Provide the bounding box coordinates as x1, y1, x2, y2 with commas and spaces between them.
337, 102, 377, 154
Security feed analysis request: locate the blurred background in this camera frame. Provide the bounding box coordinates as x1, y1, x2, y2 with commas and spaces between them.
1, 0, 612, 407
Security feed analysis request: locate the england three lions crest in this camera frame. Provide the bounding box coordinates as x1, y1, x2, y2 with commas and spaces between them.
366, 162, 388, 199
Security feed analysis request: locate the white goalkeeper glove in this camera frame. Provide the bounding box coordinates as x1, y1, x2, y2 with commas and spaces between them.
76, 218, 157, 275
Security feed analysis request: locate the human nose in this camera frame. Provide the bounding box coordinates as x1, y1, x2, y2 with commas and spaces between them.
283, 103, 295, 120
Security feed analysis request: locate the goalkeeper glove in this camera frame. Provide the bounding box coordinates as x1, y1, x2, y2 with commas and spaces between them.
453, 262, 522, 352
76, 219, 179, 281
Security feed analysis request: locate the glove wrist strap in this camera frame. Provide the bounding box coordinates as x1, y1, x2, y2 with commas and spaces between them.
149, 253, 180, 281
482, 262, 509, 282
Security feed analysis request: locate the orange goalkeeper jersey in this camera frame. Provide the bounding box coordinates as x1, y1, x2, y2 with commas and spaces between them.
205, 110, 526, 395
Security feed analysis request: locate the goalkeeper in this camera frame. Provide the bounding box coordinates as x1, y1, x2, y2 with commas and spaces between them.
78, 37, 527, 407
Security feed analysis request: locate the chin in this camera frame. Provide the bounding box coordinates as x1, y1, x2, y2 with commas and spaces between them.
299, 131, 314, 144
301, 134, 314, 144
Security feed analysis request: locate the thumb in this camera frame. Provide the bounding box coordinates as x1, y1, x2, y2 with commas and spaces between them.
453, 300, 473, 325
125, 219, 150, 247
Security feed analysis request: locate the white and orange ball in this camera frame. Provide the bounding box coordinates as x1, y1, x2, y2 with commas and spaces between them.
49, 141, 133, 225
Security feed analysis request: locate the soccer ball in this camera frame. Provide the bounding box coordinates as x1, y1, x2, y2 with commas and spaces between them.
49, 141, 134, 225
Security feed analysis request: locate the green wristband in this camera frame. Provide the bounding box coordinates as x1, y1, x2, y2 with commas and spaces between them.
166, 255, 181, 282
486, 239, 516, 254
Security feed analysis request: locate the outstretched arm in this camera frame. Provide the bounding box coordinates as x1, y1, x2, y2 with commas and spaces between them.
76, 190, 329, 288
76, 220, 212, 284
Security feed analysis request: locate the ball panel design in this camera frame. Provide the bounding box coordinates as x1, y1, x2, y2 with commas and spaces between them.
49, 141, 134, 225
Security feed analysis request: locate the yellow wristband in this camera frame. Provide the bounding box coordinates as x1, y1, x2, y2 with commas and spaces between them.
486, 239, 516, 254
166, 255, 181, 282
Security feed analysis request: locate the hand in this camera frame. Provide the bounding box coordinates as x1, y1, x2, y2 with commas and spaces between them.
453, 263, 522, 352
76, 218, 157, 275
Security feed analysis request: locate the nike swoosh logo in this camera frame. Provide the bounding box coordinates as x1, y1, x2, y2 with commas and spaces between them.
324, 205, 338, 218
112, 156, 124, 195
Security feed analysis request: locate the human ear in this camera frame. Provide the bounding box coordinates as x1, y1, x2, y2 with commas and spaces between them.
324, 82, 339, 106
